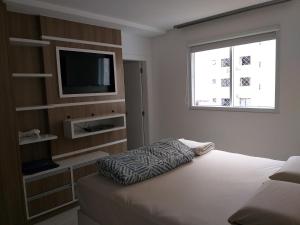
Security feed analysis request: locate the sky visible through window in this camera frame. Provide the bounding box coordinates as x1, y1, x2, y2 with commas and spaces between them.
192, 40, 276, 109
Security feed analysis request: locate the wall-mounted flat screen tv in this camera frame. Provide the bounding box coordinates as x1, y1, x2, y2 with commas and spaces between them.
56, 47, 117, 98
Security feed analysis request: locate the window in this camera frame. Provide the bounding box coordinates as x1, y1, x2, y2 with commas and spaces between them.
221, 58, 230, 67
221, 98, 231, 106
240, 77, 251, 86
240, 98, 251, 107
221, 78, 230, 87
240, 56, 251, 65
190, 31, 277, 110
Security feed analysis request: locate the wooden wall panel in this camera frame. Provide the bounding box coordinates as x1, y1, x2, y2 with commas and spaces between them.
63, 142, 127, 159
40, 16, 121, 45
8, 12, 40, 39
9, 46, 43, 73
0, 3, 26, 225
8, 13, 47, 108
43, 41, 125, 104
9, 37, 46, 107
48, 102, 125, 122
48, 102, 126, 156
7, 12, 50, 165
101, 142, 127, 155
26, 170, 71, 197
20, 142, 50, 163
73, 164, 97, 182
13, 78, 46, 107
51, 128, 126, 156
3, 9, 126, 223
17, 110, 50, 163
28, 188, 73, 217
17, 111, 49, 134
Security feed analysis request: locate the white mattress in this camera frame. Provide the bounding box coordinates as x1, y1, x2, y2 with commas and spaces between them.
78, 150, 283, 225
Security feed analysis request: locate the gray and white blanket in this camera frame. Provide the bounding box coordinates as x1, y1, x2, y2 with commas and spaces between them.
96, 138, 195, 185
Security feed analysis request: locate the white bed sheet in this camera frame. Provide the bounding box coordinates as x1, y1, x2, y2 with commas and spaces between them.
78, 150, 283, 225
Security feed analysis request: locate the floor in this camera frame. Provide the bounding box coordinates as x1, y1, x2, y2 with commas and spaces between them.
35, 207, 79, 225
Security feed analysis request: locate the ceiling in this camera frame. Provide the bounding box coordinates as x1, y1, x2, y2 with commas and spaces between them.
4, 0, 272, 36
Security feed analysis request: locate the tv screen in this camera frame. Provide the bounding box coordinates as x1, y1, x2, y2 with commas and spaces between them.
58, 48, 116, 97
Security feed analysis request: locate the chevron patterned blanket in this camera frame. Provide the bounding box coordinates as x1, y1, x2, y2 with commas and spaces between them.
96, 138, 195, 185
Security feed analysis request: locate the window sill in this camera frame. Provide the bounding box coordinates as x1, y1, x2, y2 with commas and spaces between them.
190, 106, 278, 113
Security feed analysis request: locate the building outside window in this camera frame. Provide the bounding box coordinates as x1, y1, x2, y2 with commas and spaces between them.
221, 98, 231, 106
240, 56, 251, 65
240, 77, 251, 86
221, 58, 230, 67
221, 78, 230, 87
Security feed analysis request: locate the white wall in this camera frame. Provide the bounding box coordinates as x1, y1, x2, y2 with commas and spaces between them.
122, 32, 152, 61
150, 1, 300, 160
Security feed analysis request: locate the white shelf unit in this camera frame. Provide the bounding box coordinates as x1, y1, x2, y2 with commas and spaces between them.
64, 114, 126, 139
22, 150, 109, 219
19, 134, 58, 145
12, 73, 53, 78
23, 150, 109, 180
9, 37, 50, 47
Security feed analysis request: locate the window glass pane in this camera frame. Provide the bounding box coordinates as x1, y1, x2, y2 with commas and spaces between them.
193, 47, 230, 107
232, 40, 276, 108
191, 35, 277, 110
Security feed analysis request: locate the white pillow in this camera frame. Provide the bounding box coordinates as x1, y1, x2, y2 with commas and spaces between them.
270, 156, 300, 184
178, 139, 215, 156
228, 180, 300, 225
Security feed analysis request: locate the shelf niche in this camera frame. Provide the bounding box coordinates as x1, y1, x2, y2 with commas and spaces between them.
64, 114, 126, 139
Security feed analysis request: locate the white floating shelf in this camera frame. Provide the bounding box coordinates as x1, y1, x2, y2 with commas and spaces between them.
16, 105, 55, 111
12, 73, 53, 78
52, 139, 127, 160
9, 37, 50, 47
56, 150, 109, 168
19, 134, 58, 145
15, 99, 125, 112
64, 114, 126, 139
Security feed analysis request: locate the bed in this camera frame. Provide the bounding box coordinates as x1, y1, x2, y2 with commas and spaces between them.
78, 150, 283, 225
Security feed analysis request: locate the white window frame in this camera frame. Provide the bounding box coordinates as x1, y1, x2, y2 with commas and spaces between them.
188, 27, 280, 113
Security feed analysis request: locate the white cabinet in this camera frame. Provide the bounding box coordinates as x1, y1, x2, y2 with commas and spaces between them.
23, 150, 109, 219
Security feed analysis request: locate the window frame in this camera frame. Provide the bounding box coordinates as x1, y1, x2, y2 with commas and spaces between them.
188, 28, 280, 113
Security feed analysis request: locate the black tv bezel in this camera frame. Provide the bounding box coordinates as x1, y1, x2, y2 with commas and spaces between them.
56, 46, 117, 98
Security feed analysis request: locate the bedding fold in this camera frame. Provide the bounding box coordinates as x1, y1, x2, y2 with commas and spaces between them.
96, 138, 195, 185
178, 138, 215, 156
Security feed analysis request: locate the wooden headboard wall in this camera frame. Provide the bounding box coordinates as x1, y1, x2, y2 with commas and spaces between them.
8, 12, 127, 163
0, 5, 128, 223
